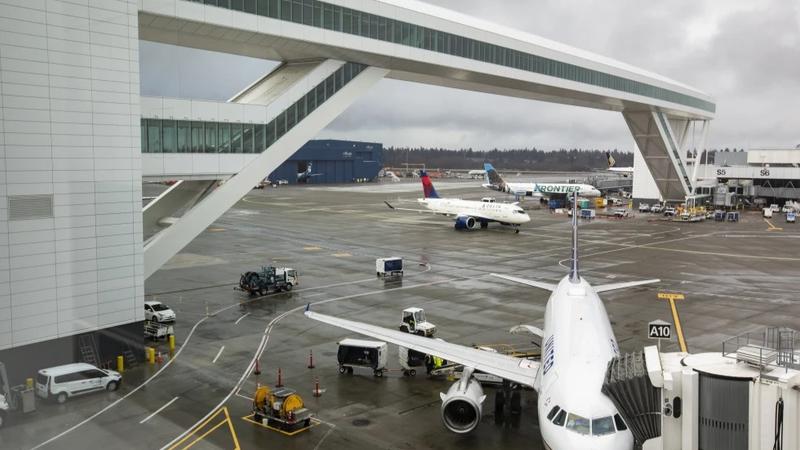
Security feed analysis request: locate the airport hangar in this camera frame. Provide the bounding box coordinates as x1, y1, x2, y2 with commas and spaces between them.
0, 0, 714, 381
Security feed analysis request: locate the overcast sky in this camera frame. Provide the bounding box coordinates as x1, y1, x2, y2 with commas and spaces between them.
140, 0, 800, 151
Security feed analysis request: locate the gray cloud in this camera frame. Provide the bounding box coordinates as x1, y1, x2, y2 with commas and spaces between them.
140, 0, 800, 150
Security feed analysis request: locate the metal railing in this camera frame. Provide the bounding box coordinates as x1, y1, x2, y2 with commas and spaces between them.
722, 327, 799, 370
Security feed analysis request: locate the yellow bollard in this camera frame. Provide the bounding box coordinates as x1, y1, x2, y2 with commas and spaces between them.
169, 334, 175, 352
26, 378, 34, 389
148, 347, 155, 364
117, 355, 125, 373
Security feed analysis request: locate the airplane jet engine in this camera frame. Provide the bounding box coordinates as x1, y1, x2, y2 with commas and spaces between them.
454, 216, 478, 230
439, 370, 485, 433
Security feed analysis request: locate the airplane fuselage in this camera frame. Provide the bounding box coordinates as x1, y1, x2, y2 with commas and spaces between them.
536, 277, 633, 450
419, 198, 531, 225
488, 182, 602, 198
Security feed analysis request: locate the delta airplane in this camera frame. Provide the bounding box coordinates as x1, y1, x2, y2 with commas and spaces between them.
306, 192, 660, 449
606, 152, 633, 176
297, 162, 323, 183
483, 163, 601, 199
385, 170, 530, 233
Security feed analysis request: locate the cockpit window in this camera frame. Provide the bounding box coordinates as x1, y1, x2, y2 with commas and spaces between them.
566, 413, 590, 435
547, 406, 561, 421
592, 416, 615, 436
552, 409, 567, 426
614, 414, 628, 431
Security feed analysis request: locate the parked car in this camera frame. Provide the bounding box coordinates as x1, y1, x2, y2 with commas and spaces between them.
770, 204, 780, 213
144, 301, 176, 323
613, 208, 629, 218
663, 207, 677, 217
36, 363, 121, 404
638, 203, 650, 212
650, 204, 663, 214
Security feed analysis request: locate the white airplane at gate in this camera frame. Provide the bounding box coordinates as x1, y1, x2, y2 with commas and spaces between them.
606, 152, 634, 176
306, 193, 660, 450
385, 170, 530, 233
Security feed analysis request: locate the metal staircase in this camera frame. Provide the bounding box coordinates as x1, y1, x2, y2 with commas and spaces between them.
77, 334, 100, 366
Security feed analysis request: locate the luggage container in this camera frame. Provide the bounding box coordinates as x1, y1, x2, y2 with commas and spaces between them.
548, 199, 565, 209
376, 257, 403, 278
337, 339, 388, 377
580, 209, 596, 220
398, 346, 426, 376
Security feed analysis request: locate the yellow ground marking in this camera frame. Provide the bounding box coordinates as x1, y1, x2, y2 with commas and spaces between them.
242, 414, 320, 436
207, 228, 226, 232
168, 407, 240, 450
303, 246, 322, 251
658, 292, 688, 353
332, 252, 352, 257
764, 218, 783, 231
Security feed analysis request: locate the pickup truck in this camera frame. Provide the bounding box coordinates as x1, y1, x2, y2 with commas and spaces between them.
638, 203, 650, 212
650, 204, 663, 213
663, 207, 677, 217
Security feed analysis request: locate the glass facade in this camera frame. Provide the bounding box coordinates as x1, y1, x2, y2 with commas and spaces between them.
142, 62, 366, 153
186, 0, 715, 113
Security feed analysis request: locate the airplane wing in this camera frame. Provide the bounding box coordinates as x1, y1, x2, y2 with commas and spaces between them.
594, 278, 660, 293
384, 201, 449, 215
305, 309, 539, 388
490, 273, 557, 292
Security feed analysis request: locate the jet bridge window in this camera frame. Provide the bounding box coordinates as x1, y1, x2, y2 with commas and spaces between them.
592, 416, 615, 436
566, 413, 591, 435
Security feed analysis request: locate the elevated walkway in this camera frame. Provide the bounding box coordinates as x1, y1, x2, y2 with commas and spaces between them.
143, 60, 388, 278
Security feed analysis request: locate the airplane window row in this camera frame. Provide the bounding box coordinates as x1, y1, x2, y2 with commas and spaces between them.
546, 405, 628, 436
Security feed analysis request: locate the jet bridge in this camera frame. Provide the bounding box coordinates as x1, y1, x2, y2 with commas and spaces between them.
605, 328, 800, 450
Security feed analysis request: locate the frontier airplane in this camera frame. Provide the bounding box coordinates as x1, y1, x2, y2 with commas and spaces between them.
385, 170, 530, 233
307, 193, 660, 449
483, 163, 601, 199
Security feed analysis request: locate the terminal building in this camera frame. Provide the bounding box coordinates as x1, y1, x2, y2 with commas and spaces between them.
0, 0, 714, 383
633, 147, 800, 206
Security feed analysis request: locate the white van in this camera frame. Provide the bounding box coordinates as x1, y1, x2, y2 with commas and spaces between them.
36, 363, 121, 404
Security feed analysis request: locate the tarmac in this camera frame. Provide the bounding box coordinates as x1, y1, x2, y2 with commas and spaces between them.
3, 178, 800, 450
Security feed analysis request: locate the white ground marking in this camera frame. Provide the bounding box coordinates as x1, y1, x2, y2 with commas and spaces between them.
234, 312, 250, 325
212, 346, 226, 364
140, 397, 179, 424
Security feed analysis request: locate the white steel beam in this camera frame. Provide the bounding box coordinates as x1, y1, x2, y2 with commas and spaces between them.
143, 64, 388, 279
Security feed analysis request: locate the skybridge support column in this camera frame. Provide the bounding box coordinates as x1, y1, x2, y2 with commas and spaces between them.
623, 111, 693, 202
143, 62, 388, 279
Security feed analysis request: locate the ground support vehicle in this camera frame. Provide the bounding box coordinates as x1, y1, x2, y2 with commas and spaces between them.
398, 346, 427, 376
0, 362, 36, 428
376, 257, 403, 278
337, 339, 388, 377
144, 321, 174, 340
35, 363, 121, 404
399, 307, 436, 337
251, 385, 312, 432
237, 266, 298, 296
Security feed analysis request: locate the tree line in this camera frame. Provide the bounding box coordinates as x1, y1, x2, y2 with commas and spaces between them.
384, 147, 752, 171
384, 147, 632, 171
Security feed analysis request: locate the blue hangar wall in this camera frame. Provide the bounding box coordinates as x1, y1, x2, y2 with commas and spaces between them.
269, 140, 383, 184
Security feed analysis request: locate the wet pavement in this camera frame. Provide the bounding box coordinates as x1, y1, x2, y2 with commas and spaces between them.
4, 179, 800, 449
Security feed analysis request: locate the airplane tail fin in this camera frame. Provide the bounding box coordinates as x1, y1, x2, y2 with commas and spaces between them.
569, 192, 580, 283
483, 163, 508, 191
606, 152, 616, 168
420, 170, 440, 198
